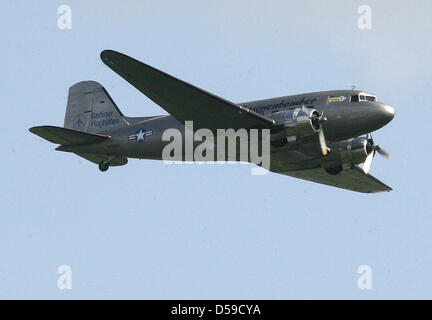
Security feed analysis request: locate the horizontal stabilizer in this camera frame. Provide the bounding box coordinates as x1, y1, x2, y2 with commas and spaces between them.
29, 125, 110, 146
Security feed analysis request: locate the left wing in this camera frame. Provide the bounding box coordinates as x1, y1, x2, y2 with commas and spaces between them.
274, 166, 391, 193
100, 50, 276, 132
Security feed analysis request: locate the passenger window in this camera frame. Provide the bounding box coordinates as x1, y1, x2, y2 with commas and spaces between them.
360, 95, 365, 101
366, 96, 376, 102
351, 95, 359, 102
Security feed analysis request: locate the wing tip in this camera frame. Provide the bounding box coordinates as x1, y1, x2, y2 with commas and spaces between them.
100, 49, 110, 58
100, 49, 123, 63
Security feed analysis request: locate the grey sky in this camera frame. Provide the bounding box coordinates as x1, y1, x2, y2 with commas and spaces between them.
1, 0, 431, 298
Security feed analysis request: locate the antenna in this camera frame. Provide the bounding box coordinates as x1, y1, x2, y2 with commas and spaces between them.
349, 84, 357, 91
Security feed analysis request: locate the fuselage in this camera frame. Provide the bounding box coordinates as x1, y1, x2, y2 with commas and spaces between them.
65, 89, 395, 170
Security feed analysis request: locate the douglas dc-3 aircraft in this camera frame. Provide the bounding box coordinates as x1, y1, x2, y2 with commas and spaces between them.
30, 50, 395, 193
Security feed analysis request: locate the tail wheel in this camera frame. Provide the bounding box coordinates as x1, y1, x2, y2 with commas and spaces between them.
98, 161, 109, 172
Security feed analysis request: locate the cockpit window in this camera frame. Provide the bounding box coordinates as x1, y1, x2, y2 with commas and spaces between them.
351, 95, 359, 102
350, 93, 376, 103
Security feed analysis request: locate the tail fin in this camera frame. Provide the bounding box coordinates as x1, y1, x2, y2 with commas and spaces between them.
64, 81, 125, 133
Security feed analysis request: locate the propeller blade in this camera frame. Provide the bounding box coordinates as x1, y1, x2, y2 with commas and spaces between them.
376, 147, 391, 159
363, 152, 374, 174
318, 128, 328, 156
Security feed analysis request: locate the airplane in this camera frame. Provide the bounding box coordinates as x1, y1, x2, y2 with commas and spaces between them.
29, 50, 395, 193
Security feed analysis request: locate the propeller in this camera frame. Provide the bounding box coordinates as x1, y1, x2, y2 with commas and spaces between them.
375, 145, 391, 159
318, 128, 329, 156
304, 105, 329, 156
363, 134, 391, 174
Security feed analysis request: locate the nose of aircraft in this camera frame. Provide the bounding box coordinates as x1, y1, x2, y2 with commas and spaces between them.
362, 103, 396, 133
320, 101, 395, 141
325, 102, 396, 140
377, 104, 395, 126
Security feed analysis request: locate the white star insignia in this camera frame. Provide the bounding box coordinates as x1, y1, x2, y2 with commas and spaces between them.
135, 130, 145, 141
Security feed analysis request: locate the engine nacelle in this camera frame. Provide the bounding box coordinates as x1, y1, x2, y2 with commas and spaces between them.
272, 108, 320, 144
333, 137, 369, 167
284, 108, 320, 139
323, 137, 369, 175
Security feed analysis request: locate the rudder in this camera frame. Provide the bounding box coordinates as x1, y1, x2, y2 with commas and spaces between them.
63, 81, 125, 133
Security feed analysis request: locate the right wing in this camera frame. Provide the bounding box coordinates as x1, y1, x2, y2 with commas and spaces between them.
274, 166, 392, 193
100, 50, 276, 132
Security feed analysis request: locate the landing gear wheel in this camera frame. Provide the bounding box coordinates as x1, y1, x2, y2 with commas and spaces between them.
325, 165, 343, 175
98, 161, 109, 172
